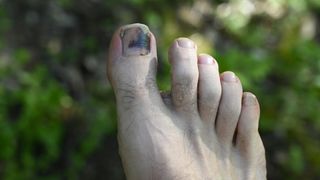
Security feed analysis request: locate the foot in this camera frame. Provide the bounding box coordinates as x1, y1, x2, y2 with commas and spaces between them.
107, 23, 266, 180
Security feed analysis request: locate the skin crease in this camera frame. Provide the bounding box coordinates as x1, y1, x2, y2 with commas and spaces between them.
107, 23, 267, 180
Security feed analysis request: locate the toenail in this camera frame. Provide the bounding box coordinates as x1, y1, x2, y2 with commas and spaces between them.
177, 38, 195, 49
120, 24, 151, 56
243, 93, 257, 106
222, 72, 237, 82
198, 54, 214, 64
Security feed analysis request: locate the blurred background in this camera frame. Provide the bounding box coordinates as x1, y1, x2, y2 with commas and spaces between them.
0, 0, 320, 179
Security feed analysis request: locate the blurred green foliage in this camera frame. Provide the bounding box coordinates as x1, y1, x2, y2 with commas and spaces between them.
0, 0, 320, 179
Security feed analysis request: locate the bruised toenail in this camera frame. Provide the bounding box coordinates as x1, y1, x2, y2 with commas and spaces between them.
243, 93, 257, 106
177, 38, 195, 48
198, 54, 214, 64
120, 24, 151, 56
222, 72, 237, 82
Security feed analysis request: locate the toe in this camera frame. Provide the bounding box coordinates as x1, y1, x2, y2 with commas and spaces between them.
169, 38, 199, 113
215, 71, 242, 146
235, 92, 266, 177
107, 23, 161, 110
235, 92, 264, 156
197, 54, 221, 124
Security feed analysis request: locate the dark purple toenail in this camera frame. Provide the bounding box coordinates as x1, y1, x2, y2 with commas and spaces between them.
120, 25, 150, 56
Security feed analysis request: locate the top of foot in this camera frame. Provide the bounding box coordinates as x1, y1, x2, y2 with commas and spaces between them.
107, 23, 266, 180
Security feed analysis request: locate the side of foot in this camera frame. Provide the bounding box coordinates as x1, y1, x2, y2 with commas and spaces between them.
107, 23, 266, 180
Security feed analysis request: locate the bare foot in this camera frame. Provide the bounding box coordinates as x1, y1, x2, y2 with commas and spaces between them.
107, 23, 266, 180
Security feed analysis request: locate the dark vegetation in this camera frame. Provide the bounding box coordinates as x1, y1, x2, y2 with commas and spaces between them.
0, 0, 320, 179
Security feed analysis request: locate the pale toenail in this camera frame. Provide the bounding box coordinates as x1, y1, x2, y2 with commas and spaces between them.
222, 72, 237, 82
243, 93, 257, 106
177, 38, 195, 48
120, 24, 151, 56
198, 54, 215, 64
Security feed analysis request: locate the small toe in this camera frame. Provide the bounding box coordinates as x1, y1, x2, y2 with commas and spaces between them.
235, 92, 263, 154
169, 38, 199, 114
215, 71, 243, 146
197, 54, 221, 124
235, 92, 266, 177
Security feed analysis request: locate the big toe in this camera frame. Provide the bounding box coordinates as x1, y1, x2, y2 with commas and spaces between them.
107, 23, 161, 110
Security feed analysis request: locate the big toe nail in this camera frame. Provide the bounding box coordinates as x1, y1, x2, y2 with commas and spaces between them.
120, 24, 151, 56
